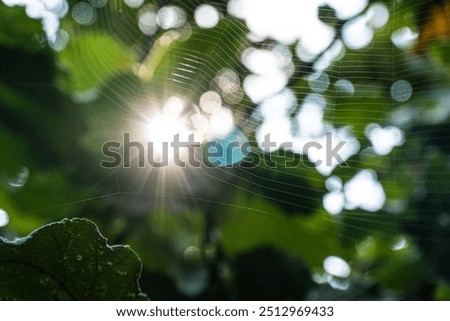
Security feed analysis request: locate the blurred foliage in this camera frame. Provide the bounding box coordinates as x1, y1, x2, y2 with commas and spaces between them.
0, 0, 449, 301
58, 32, 136, 93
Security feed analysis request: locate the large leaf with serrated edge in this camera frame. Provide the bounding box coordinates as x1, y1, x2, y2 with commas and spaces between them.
0, 218, 147, 300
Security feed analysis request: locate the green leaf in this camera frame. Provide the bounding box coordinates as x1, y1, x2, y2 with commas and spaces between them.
0, 5, 43, 52
218, 191, 351, 268
0, 218, 147, 300
57, 33, 135, 95
429, 41, 450, 74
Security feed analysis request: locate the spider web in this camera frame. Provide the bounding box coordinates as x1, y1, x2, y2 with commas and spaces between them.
3, 0, 450, 295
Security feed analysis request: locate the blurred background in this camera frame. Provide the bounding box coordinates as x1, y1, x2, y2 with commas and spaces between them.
0, 0, 450, 300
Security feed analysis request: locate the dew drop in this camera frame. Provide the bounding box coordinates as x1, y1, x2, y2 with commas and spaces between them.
323, 256, 351, 278
8, 166, 30, 190
72, 2, 96, 25
194, 4, 220, 29
89, 0, 107, 8
391, 80, 413, 102
327, 275, 350, 291
0, 209, 9, 227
